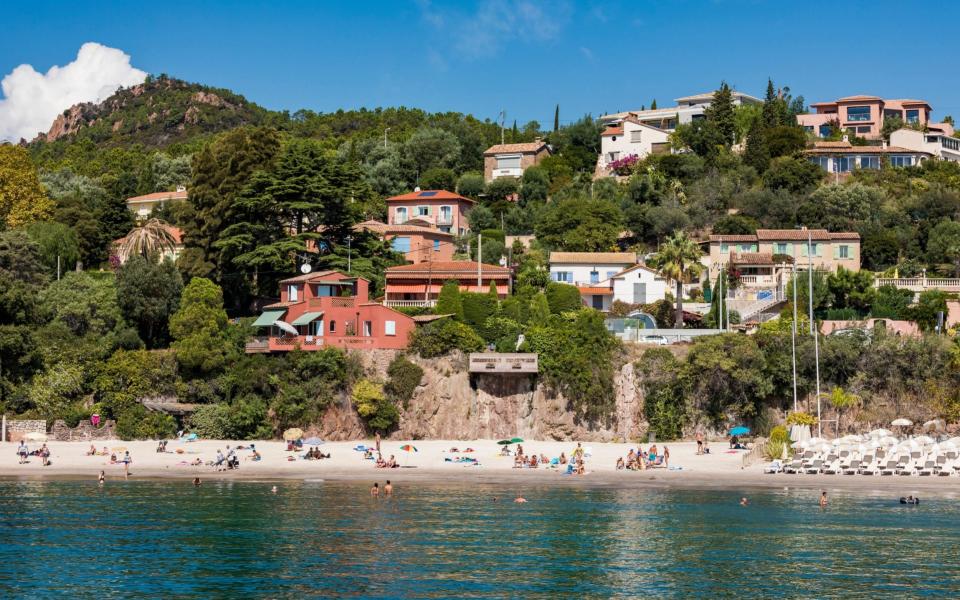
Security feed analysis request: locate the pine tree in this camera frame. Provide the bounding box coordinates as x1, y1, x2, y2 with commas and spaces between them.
762, 78, 778, 129
529, 293, 550, 326
488, 280, 499, 299
650, 99, 657, 110
743, 117, 770, 173
704, 82, 736, 147
435, 280, 464, 320
553, 104, 559, 132
511, 120, 518, 140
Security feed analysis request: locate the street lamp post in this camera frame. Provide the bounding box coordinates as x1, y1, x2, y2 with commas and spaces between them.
806, 228, 822, 437
791, 263, 798, 413
346, 235, 353, 274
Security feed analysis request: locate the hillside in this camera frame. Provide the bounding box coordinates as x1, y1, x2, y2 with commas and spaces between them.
29, 75, 274, 150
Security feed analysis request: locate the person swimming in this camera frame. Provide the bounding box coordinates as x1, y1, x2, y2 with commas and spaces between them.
900, 495, 920, 505
740, 497, 749, 506
819, 491, 828, 507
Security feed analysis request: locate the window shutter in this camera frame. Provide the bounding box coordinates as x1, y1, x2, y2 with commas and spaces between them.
833, 245, 840, 259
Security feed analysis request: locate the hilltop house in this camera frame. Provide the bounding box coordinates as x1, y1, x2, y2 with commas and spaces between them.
355, 220, 455, 263
797, 96, 953, 140
247, 270, 415, 353
126, 186, 188, 220
548, 252, 637, 286
889, 128, 960, 163
383, 261, 511, 308
112, 224, 184, 264
483, 140, 550, 182
387, 190, 473, 236
577, 264, 669, 312
600, 118, 672, 173
600, 90, 761, 128
805, 140, 931, 173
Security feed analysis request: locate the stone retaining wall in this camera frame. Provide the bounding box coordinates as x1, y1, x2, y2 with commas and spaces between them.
51, 420, 117, 442
3, 419, 46, 443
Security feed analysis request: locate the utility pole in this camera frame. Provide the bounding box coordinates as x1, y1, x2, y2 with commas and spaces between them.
807, 229, 822, 437
791, 263, 798, 412
717, 263, 724, 330
477, 234, 482, 289
346, 235, 353, 274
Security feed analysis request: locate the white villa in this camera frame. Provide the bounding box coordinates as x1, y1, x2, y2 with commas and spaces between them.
126, 186, 188, 220
890, 128, 960, 163
548, 252, 667, 311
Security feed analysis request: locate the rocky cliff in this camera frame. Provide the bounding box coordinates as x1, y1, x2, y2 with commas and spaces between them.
310, 350, 648, 442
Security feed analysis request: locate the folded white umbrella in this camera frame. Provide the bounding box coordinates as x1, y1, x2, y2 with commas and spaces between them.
891, 418, 913, 427
869, 429, 893, 438
806, 437, 828, 446
795, 440, 812, 449
941, 440, 958, 450
914, 435, 935, 445
877, 436, 899, 446
946, 437, 960, 446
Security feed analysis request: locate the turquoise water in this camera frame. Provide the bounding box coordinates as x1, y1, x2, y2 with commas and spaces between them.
1, 480, 958, 598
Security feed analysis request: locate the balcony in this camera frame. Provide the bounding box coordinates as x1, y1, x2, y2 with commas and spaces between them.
308, 296, 356, 308
245, 337, 270, 353
492, 168, 522, 179
875, 278, 960, 293
437, 214, 453, 226
384, 299, 437, 308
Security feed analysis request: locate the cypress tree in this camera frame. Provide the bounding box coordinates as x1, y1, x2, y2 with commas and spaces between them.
435, 280, 464, 320
650, 99, 657, 110
704, 82, 736, 147
553, 104, 559, 132
743, 117, 770, 173
762, 78, 778, 129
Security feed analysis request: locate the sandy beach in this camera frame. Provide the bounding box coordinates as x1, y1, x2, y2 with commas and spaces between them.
5, 437, 960, 495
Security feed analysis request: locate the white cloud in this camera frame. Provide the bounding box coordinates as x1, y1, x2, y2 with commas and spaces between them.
0, 42, 147, 142
419, 0, 571, 60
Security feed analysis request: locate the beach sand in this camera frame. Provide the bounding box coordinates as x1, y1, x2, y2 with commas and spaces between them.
5, 438, 960, 495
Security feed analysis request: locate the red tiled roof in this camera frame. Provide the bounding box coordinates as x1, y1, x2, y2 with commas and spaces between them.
732, 252, 774, 265
707, 234, 757, 242
385, 261, 511, 277
830, 232, 861, 240
601, 126, 623, 137
483, 141, 549, 155
356, 220, 454, 237
805, 144, 931, 156
550, 252, 637, 264
756, 229, 833, 241
577, 286, 614, 295
386, 190, 475, 204
125, 190, 188, 203
278, 270, 364, 284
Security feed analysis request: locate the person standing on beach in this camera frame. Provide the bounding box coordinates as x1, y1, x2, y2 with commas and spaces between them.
123, 451, 131, 479
375, 432, 381, 454
371, 482, 380, 497
696, 431, 704, 455
819, 491, 828, 507
18, 441, 28, 464
384, 480, 393, 496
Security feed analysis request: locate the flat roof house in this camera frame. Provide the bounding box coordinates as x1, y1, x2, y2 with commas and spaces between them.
355, 220, 455, 264
805, 140, 932, 174
483, 140, 550, 182
384, 261, 511, 308
600, 90, 761, 128
387, 189, 474, 237
889, 128, 960, 163
797, 95, 953, 140
247, 270, 416, 353
126, 186, 188, 220
549, 252, 638, 286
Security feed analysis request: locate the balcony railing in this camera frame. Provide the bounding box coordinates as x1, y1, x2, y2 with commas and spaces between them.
875, 278, 960, 291
308, 296, 356, 308
384, 299, 437, 308
245, 337, 270, 353
437, 214, 453, 225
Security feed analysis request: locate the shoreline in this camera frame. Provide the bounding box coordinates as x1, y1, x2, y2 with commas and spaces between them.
4, 438, 960, 495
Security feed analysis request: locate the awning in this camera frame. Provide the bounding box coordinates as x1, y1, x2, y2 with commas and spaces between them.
291, 311, 324, 326
252, 309, 286, 327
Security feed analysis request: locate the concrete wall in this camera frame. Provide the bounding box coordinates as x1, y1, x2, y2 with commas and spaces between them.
3, 419, 46, 442
51, 420, 117, 441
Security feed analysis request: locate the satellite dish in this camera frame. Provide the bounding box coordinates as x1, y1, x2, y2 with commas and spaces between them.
300, 263, 312, 274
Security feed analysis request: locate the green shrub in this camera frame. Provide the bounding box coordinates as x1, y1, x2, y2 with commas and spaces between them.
462, 291, 497, 332
786, 411, 818, 426
353, 379, 399, 432
765, 439, 786, 460
769, 425, 790, 444
545, 282, 583, 314
410, 319, 484, 358
116, 404, 176, 440
435, 280, 464, 320
384, 355, 423, 408
484, 316, 522, 349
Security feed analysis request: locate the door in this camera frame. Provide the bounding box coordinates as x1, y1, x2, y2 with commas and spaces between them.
592, 295, 604, 310
633, 283, 646, 304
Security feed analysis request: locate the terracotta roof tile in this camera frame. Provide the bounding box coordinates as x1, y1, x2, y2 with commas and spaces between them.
707, 234, 757, 242
483, 141, 549, 155
577, 286, 614, 295
385, 261, 511, 277
125, 190, 188, 203
386, 190, 475, 203
549, 252, 637, 264
756, 229, 833, 241
356, 220, 453, 237
732, 252, 774, 265
601, 126, 624, 137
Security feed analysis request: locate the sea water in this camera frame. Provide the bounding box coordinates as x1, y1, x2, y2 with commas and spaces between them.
0, 480, 958, 598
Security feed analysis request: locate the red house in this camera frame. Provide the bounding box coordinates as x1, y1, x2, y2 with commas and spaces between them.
383, 261, 512, 308
247, 270, 416, 353
386, 189, 474, 236
355, 220, 455, 263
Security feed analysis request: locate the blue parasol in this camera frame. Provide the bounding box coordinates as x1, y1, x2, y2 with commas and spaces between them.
729, 426, 750, 436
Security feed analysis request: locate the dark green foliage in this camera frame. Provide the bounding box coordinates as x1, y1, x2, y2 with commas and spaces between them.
117, 256, 183, 348
384, 355, 424, 409
461, 292, 497, 332
907, 290, 949, 331
743, 117, 769, 173
116, 404, 177, 441
535, 197, 622, 251
435, 280, 464, 320
871, 285, 913, 319
420, 167, 457, 191
637, 349, 686, 440
682, 334, 773, 426
763, 156, 824, 194
410, 319, 484, 358
704, 83, 737, 146
711, 214, 758, 235
545, 282, 583, 314
170, 278, 235, 375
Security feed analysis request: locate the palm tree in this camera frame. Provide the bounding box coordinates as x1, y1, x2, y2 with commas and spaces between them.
654, 230, 704, 327
117, 218, 177, 262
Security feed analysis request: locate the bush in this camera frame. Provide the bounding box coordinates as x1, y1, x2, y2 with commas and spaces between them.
462, 291, 497, 332
765, 439, 786, 460
545, 282, 583, 314
769, 425, 790, 444
353, 379, 399, 432
435, 280, 464, 320
384, 355, 423, 409
484, 316, 522, 348
410, 319, 485, 358
116, 404, 176, 440
786, 411, 818, 426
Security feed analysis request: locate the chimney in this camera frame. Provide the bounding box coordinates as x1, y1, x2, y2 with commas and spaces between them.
534, 136, 542, 143
176, 185, 186, 193
882, 140, 888, 150
841, 134, 849, 143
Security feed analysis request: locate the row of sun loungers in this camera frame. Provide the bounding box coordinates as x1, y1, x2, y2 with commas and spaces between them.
767, 448, 960, 476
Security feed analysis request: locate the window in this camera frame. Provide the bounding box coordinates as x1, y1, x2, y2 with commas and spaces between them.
629, 130, 642, 143
329, 320, 336, 333
818, 124, 832, 138
838, 245, 850, 259
592, 295, 604, 310
834, 156, 853, 172
606, 152, 620, 163
606, 271, 617, 280
287, 285, 299, 302
314, 320, 324, 336
391, 236, 411, 253
846, 106, 871, 122
632, 282, 646, 304
363, 321, 372, 337
416, 205, 430, 217
889, 155, 914, 168
804, 125, 814, 133
809, 156, 830, 170
439, 226, 451, 233
775, 243, 789, 255
906, 109, 920, 124
859, 156, 880, 169
883, 109, 902, 120
553, 271, 572, 283
856, 126, 871, 134
434, 239, 440, 252
314, 284, 334, 297
395, 207, 407, 224
812, 243, 820, 256
496, 155, 521, 170
720, 243, 729, 253
590, 270, 599, 284
385, 320, 396, 336
439, 205, 452, 223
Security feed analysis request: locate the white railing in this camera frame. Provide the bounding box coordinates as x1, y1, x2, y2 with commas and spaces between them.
739, 296, 784, 322
384, 299, 437, 308
875, 278, 960, 291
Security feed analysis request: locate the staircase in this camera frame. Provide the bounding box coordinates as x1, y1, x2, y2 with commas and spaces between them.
738, 296, 784, 323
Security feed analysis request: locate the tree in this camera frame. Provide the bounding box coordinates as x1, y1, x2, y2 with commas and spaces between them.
485, 177, 519, 206
26, 221, 80, 276
907, 290, 948, 331
116, 218, 178, 262
926, 219, 960, 276
352, 379, 399, 432
0, 146, 54, 228
763, 156, 823, 194
457, 172, 485, 199
682, 334, 773, 426
802, 183, 884, 232
117, 255, 184, 348
743, 116, 770, 173
765, 126, 807, 159
827, 267, 875, 314
828, 386, 858, 435
435, 280, 464, 320
712, 215, 759, 235
704, 82, 736, 146
467, 204, 498, 233
762, 78, 780, 129
545, 282, 583, 313
535, 197, 622, 251
786, 269, 831, 314
553, 104, 559, 132
404, 127, 461, 176
421, 167, 457, 191
653, 230, 704, 327
520, 166, 550, 204
871, 285, 913, 319
170, 277, 234, 374
42, 272, 125, 338
650, 99, 658, 110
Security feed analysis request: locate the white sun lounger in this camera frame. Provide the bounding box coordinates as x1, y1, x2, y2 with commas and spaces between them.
804, 459, 823, 474
842, 459, 860, 475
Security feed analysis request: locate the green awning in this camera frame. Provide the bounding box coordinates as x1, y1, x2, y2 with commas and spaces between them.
291, 311, 324, 326
252, 309, 286, 327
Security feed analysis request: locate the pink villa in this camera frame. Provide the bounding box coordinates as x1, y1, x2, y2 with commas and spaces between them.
247, 270, 416, 353
387, 190, 474, 237
355, 220, 455, 264
383, 261, 512, 308
798, 95, 954, 139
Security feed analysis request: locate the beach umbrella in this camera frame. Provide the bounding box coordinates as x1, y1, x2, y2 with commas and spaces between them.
806, 437, 828, 446
510, 438, 524, 444
24, 432, 47, 442
274, 320, 299, 335
869, 428, 893, 438
184, 433, 198, 441
303, 437, 323, 446
840, 434, 862, 443
400, 444, 418, 452
877, 436, 899, 446
729, 426, 750, 436
891, 418, 913, 427
283, 428, 304, 441
913, 435, 935, 445
497, 440, 513, 445
794, 440, 812, 449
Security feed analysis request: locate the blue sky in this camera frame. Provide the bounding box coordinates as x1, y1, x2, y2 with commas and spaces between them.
3, 0, 960, 130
